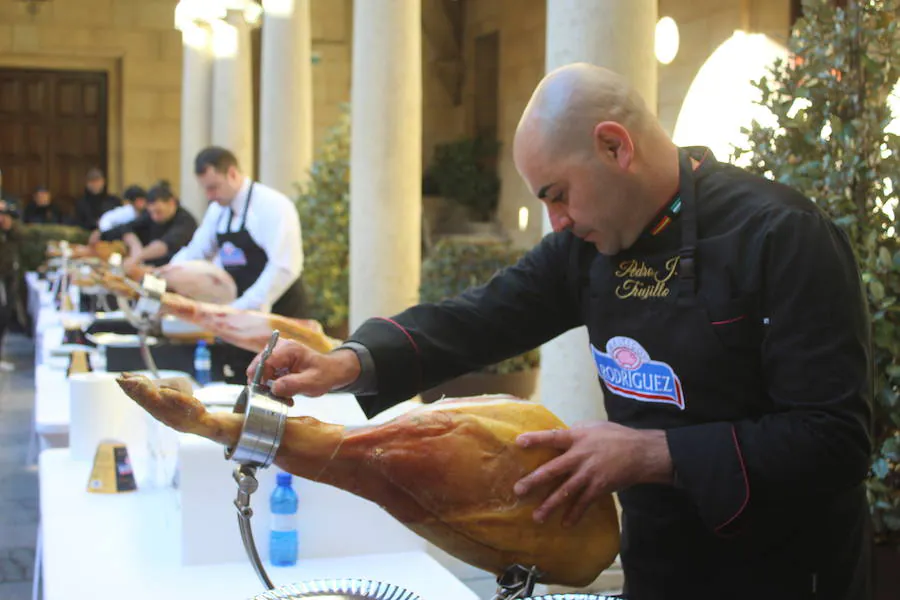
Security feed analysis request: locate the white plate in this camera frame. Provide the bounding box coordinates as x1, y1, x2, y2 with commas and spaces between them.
87, 332, 159, 347
49, 344, 98, 357
161, 316, 207, 336
91, 311, 127, 320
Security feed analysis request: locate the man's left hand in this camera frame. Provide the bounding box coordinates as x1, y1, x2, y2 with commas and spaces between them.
514, 422, 673, 526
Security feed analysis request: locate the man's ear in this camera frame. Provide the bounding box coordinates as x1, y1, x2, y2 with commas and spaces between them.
592, 121, 634, 170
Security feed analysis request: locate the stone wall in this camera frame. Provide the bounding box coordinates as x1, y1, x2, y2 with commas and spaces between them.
421, 0, 548, 249
420, 0, 793, 247
0, 0, 353, 197
658, 0, 791, 136
0, 0, 791, 222
309, 0, 353, 152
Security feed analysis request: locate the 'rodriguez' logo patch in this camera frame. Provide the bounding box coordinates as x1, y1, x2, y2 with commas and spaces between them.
591, 336, 685, 410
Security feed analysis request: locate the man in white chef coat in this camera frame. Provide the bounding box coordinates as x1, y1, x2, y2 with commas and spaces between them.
170, 146, 306, 316
169, 146, 306, 381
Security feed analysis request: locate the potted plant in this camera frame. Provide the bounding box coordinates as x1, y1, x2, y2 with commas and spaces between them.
418, 235, 540, 402
734, 0, 900, 594
423, 136, 502, 229
294, 106, 351, 339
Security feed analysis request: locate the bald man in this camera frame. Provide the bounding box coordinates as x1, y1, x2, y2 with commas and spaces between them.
251, 64, 872, 599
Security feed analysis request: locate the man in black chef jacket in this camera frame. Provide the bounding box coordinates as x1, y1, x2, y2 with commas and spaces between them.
249, 64, 874, 599
101, 181, 197, 268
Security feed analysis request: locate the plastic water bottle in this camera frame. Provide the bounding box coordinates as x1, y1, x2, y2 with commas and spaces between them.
193, 340, 212, 386
270, 472, 299, 566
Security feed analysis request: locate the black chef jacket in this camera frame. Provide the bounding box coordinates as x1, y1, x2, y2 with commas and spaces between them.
345, 147, 874, 599
101, 207, 198, 267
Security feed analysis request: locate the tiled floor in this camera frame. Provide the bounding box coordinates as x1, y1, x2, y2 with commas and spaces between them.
0, 333, 38, 600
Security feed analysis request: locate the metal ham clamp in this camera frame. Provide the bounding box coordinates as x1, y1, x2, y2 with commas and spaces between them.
229, 332, 426, 600
490, 565, 625, 600
110, 258, 166, 378
226, 329, 290, 591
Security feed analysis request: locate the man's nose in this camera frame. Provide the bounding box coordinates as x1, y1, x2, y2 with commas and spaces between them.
547, 204, 573, 233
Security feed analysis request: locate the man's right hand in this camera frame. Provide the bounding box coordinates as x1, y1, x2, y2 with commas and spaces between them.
246, 339, 362, 398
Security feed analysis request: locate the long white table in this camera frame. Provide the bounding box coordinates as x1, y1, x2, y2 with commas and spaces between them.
27, 273, 617, 598
39, 449, 480, 600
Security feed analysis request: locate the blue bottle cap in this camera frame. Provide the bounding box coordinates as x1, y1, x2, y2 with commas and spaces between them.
197, 339, 207, 348
276, 472, 292, 486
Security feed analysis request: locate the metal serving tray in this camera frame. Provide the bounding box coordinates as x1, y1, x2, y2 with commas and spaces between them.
250, 579, 421, 600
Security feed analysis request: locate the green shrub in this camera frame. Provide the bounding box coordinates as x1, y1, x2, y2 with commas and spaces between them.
420, 236, 540, 375
295, 106, 350, 330
424, 136, 501, 222
18, 223, 89, 273
733, 0, 900, 545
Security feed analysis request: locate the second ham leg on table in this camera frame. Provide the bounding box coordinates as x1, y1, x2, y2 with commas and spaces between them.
159, 294, 336, 353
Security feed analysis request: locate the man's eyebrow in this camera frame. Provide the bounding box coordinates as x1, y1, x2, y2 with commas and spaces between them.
537, 183, 555, 199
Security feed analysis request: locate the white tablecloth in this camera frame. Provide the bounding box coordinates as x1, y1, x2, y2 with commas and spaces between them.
39, 449, 479, 600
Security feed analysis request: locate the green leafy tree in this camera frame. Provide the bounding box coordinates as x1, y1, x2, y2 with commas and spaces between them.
733, 0, 900, 545
294, 106, 350, 331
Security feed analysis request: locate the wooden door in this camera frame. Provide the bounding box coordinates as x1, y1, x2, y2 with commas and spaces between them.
0, 68, 108, 217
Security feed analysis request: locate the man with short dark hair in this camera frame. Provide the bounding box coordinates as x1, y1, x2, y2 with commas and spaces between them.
72, 168, 122, 231
101, 182, 196, 268
171, 146, 305, 316
0, 199, 22, 372
169, 146, 305, 382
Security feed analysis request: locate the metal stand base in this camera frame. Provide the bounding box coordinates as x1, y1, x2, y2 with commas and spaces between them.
235, 464, 275, 590
492, 565, 543, 600
112, 271, 165, 377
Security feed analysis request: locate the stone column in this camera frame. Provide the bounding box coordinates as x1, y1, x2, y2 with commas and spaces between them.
210, 7, 258, 176
348, 0, 422, 330
258, 0, 313, 195
538, 0, 658, 427
177, 21, 214, 219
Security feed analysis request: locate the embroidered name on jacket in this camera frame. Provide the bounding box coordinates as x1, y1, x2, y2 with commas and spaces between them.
614, 256, 679, 300
591, 336, 685, 410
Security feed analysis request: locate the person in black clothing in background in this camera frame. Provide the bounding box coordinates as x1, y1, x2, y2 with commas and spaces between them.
22, 186, 63, 225
72, 168, 121, 231
247, 64, 874, 600
0, 199, 22, 372
101, 181, 197, 269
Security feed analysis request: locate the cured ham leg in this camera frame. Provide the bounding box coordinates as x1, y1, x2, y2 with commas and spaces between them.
116, 373, 621, 587
161, 293, 339, 354
96, 271, 338, 354
125, 260, 239, 305
48, 240, 127, 261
